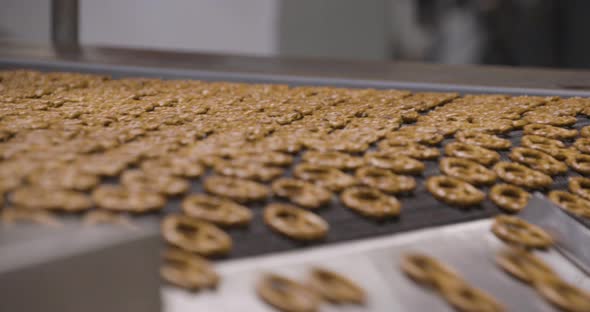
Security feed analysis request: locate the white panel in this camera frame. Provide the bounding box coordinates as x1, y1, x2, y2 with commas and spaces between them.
80, 0, 278, 55
0, 0, 50, 42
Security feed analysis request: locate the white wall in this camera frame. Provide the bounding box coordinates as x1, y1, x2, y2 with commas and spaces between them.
0, 0, 50, 42
80, 0, 279, 56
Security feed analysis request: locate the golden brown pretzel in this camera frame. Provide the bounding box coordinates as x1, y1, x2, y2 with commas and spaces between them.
496, 248, 556, 284
400, 253, 461, 289
212, 159, 283, 182
11, 186, 92, 212
27, 166, 99, 191
340, 186, 401, 219
439, 157, 497, 185
121, 169, 189, 196
263, 203, 328, 241
92, 185, 166, 213
426, 175, 485, 207
536, 278, 590, 312
444, 142, 500, 166
523, 124, 578, 140
489, 183, 530, 213
161, 214, 232, 256
523, 112, 577, 127
1, 207, 61, 227
257, 274, 320, 312
363, 152, 425, 175
582, 126, 590, 138
141, 156, 204, 178
355, 166, 416, 194
203, 175, 270, 203
439, 281, 505, 312
161, 248, 219, 290
573, 138, 590, 154
548, 190, 590, 219
493, 161, 553, 189
491, 215, 553, 249
454, 130, 511, 150
377, 143, 440, 160
293, 163, 356, 192
566, 153, 590, 175
569, 176, 590, 201
181, 194, 252, 226
307, 267, 366, 304
302, 151, 363, 170
508, 147, 568, 176
271, 178, 332, 209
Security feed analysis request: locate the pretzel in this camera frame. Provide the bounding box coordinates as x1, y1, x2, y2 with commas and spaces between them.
1, 208, 61, 227
203, 176, 270, 203
82, 210, 136, 229
400, 253, 461, 289
439, 157, 496, 185
454, 130, 511, 150
257, 273, 320, 312
340, 186, 401, 219
426, 176, 485, 207
548, 190, 590, 218
11, 186, 92, 212
520, 135, 571, 160
573, 138, 590, 155
444, 142, 500, 166
569, 176, 590, 201
161, 214, 232, 256
493, 162, 553, 189
377, 143, 440, 160
161, 248, 219, 290
363, 152, 425, 175
212, 159, 283, 182
439, 281, 505, 312
496, 248, 556, 285
141, 156, 204, 178
121, 169, 189, 196
385, 129, 444, 146
401, 253, 504, 312
491, 215, 553, 249
181, 194, 252, 226
92, 185, 166, 213
582, 125, 590, 138
263, 203, 328, 241
523, 113, 577, 127
302, 151, 363, 170
508, 147, 567, 176
566, 153, 590, 175
27, 166, 99, 191
489, 184, 530, 213
293, 163, 356, 192
523, 124, 578, 140
536, 278, 590, 312
307, 267, 366, 304
355, 166, 416, 194
271, 178, 332, 209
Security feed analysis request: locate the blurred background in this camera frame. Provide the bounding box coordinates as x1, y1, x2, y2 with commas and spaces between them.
1, 0, 589, 68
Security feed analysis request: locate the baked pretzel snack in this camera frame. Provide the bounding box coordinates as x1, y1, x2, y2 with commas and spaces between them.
426, 176, 485, 207
340, 186, 402, 219
548, 190, 590, 218
161, 214, 232, 256
489, 184, 530, 213
257, 273, 320, 312
355, 166, 416, 194
454, 130, 511, 150
263, 203, 328, 241
444, 142, 500, 166
182, 194, 252, 226
493, 162, 553, 189
271, 178, 332, 209
293, 163, 356, 192
364, 152, 425, 175
569, 176, 590, 201
523, 124, 578, 140
161, 248, 219, 290
491, 215, 553, 249
565, 153, 590, 175
439, 157, 497, 185
307, 267, 366, 304
203, 176, 270, 203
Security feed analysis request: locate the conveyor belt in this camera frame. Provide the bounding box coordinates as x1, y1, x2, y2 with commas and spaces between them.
0, 60, 589, 261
